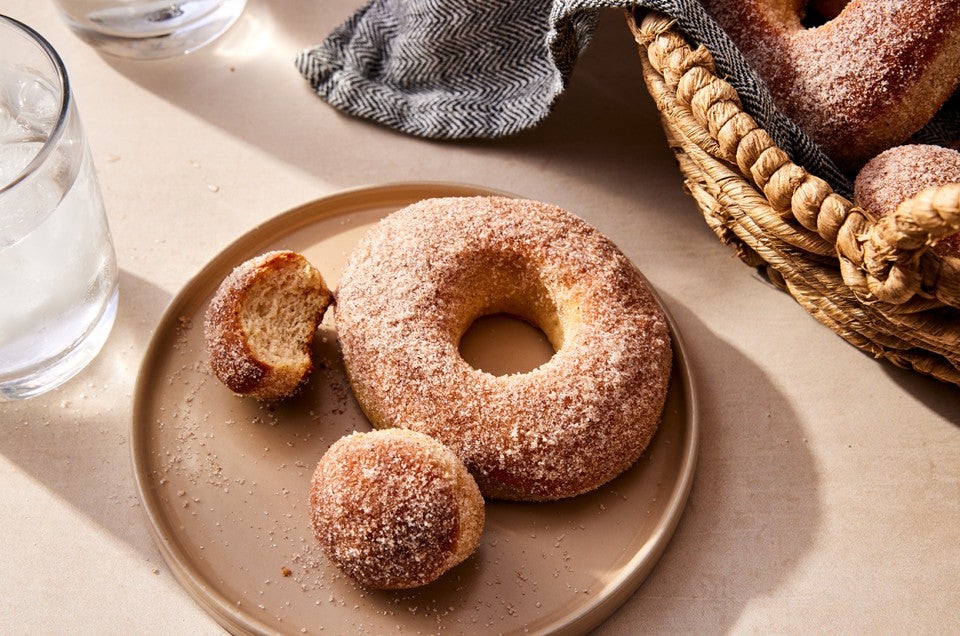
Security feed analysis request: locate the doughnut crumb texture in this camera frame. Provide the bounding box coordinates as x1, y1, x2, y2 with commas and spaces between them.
335, 196, 673, 501
309, 429, 485, 589
204, 250, 332, 401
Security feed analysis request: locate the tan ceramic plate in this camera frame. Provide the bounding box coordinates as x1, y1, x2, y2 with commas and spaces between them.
131, 183, 699, 635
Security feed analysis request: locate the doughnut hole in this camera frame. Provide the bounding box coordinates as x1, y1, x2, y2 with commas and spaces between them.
801, 0, 849, 27
310, 429, 485, 589
205, 251, 331, 400
459, 315, 554, 375
448, 252, 570, 376
854, 145, 960, 259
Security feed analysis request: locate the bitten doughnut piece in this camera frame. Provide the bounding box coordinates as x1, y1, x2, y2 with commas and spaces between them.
204, 250, 331, 400
701, 0, 960, 171
854, 144, 960, 258
310, 429, 485, 589
335, 196, 672, 501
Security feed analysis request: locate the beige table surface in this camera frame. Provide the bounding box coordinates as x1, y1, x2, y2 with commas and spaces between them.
2, 1, 958, 634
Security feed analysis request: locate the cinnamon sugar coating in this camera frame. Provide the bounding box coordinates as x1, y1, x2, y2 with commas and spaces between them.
310, 429, 485, 589
854, 144, 960, 258
701, 0, 960, 171
335, 196, 673, 501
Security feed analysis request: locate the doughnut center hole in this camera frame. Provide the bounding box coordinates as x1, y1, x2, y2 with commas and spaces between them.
458, 314, 555, 376
800, 0, 848, 27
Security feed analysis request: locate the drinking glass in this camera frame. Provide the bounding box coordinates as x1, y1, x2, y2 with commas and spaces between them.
0, 15, 119, 400
52, 0, 247, 59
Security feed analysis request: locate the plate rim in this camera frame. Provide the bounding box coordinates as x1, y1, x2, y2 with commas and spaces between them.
130, 181, 700, 636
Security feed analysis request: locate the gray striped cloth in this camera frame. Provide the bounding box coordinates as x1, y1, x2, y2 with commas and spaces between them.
297, 1, 960, 198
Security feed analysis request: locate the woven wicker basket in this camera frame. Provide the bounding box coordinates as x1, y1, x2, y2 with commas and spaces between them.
627, 9, 960, 386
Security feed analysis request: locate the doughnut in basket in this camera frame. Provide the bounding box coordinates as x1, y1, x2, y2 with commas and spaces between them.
627, 8, 960, 384
699, 0, 960, 172
855, 144, 960, 258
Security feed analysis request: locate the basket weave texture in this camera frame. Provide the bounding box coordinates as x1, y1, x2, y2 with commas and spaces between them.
628, 9, 960, 387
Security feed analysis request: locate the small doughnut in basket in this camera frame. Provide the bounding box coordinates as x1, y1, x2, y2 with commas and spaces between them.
335, 196, 672, 502
309, 428, 485, 589
854, 144, 960, 258
204, 250, 331, 401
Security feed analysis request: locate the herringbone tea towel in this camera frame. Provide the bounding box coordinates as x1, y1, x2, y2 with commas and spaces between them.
296, 0, 960, 198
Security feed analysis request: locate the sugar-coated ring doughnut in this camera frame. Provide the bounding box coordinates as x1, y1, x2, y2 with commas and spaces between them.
334, 196, 673, 501
701, 0, 960, 171
309, 428, 485, 589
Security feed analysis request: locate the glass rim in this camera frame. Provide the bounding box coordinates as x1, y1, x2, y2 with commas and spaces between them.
0, 14, 72, 194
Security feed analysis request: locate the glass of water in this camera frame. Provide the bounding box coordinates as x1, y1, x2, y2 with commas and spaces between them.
0, 16, 118, 400
52, 0, 247, 59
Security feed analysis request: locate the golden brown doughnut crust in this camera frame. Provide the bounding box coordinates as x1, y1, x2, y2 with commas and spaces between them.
310, 429, 485, 589
854, 144, 960, 258
204, 251, 331, 400
701, 0, 960, 171
335, 196, 673, 501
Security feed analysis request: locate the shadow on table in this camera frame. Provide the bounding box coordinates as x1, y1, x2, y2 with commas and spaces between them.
597, 292, 821, 633
880, 361, 960, 427
0, 270, 171, 561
